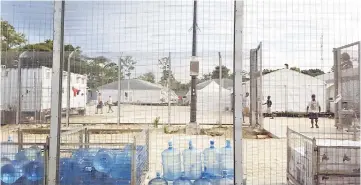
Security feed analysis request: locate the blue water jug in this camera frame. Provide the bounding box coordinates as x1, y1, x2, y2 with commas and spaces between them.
1, 157, 12, 168
24, 146, 41, 161
93, 150, 114, 173
60, 158, 80, 185
72, 148, 97, 172
23, 161, 44, 181
12, 160, 26, 181
161, 141, 181, 181
110, 150, 131, 180
148, 172, 168, 185
183, 140, 202, 180
193, 172, 212, 185
173, 172, 192, 185
203, 167, 221, 184
203, 140, 220, 176
219, 140, 233, 176
1, 163, 18, 184
218, 170, 233, 185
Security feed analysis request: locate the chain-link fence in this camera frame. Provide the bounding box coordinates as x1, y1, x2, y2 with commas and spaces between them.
1, 0, 361, 185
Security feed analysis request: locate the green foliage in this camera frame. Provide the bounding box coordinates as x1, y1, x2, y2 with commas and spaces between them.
138, 72, 155, 83
211, 65, 230, 79
120, 56, 137, 78
158, 56, 189, 92
290, 67, 325, 77
1, 20, 27, 50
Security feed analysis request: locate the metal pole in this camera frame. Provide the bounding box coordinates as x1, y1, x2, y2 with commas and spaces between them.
17, 51, 28, 125
218, 52, 222, 127
259, 42, 264, 128
333, 48, 338, 126
48, 1, 65, 185
234, 0, 244, 184
190, 0, 198, 124
66, 49, 78, 127
117, 57, 121, 125
168, 52, 171, 126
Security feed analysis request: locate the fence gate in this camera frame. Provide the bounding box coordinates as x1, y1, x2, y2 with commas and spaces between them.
333, 41, 360, 130
249, 42, 263, 128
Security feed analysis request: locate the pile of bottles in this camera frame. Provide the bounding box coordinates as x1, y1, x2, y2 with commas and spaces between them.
1, 137, 44, 185
1, 137, 146, 185
149, 140, 236, 185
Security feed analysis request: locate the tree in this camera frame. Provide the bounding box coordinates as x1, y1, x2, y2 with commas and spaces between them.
158, 56, 174, 87
290, 67, 301, 72
300, 69, 325, 77
1, 20, 27, 50
211, 65, 230, 79
138, 72, 155, 83
262, 69, 277, 75
120, 56, 137, 78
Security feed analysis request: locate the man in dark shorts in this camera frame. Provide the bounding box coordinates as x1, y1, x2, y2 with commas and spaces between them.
307, 94, 321, 128
263, 96, 274, 119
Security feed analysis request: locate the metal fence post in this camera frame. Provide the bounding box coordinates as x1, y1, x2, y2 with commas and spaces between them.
48, 1, 65, 184
131, 136, 137, 185
17, 128, 23, 151
146, 129, 150, 171
84, 127, 89, 148
234, 0, 244, 184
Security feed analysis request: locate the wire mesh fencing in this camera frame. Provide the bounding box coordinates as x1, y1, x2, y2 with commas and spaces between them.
1, 0, 361, 185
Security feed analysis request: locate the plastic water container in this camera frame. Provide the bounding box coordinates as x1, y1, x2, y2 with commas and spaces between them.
1, 136, 18, 160
93, 150, 114, 173
110, 150, 131, 180
12, 160, 26, 181
218, 170, 233, 185
23, 161, 44, 181
148, 172, 168, 185
183, 140, 202, 180
24, 146, 41, 161
173, 172, 192, 185
72, 148, 97, 172
203, 140, 220, 176
162, 141, 182, 181
1, 163, 18, 184
193, 172, 212, 185
1, 157, 12, 167
219, 140, 233, 176
60, 158, 80, 185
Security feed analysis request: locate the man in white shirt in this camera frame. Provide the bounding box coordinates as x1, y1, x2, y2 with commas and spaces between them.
242, 92, 250, 123
307, 94, 321, 128
107, 96, 114, 113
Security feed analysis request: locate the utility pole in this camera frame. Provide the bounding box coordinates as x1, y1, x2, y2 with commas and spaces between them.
187, 0, 199, 134
218, 52, 222, 127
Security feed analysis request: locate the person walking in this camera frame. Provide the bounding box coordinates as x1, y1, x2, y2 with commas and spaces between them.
242, 92, 250, 123
307, 94, 321, 128
263, 96, 274, 119
96, 93, 103, 114
107, 96, 114, 113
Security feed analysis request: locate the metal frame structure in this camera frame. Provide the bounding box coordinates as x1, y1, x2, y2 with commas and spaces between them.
333, 41, 360, 130
1, 127, 149, 185
249, 42, 263, 128
233, 0, 244, 184
286, 127, 360, 185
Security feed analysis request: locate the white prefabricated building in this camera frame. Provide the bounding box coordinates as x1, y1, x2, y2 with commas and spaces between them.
186, 79, 233, 112
243, 69, 327, 112
1, 66, 87, 114
97, 79, 178, 104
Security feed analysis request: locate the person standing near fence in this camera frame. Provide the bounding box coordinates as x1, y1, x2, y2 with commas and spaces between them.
263, 96, 274, 119
96, 93, 103, 114
242, 92, 250, 123
107, 96, 114, 113
307, 94, 321, 128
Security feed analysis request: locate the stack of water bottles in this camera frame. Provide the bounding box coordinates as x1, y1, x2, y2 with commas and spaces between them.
1, 136, 147, 185
149, 140, 238, 185
1, 136, 44, 185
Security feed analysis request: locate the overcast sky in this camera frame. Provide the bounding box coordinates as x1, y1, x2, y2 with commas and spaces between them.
1, 0, 360, 83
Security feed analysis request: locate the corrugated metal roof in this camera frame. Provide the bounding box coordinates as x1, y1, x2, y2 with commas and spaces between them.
97, 79, 163, 90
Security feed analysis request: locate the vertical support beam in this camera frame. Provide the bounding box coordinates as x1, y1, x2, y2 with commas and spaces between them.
131, 136, 137, 185
17, 128, 23, 151
233, 0, 244, 184
48, 1, 65, 185
333, 48, 339, 126
249, 49, 257, 127
168, 52, 172, 126
146, 129, 150, 171
190, 0, 198, 124
219, 52, 222, 126
258, 43, 264, 128
117, 57, 121, 125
